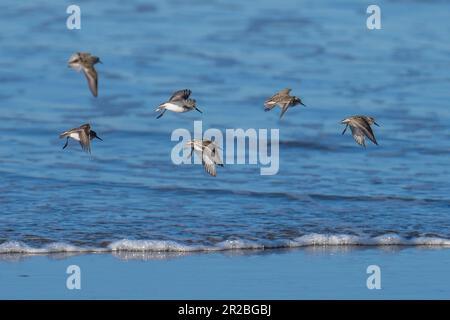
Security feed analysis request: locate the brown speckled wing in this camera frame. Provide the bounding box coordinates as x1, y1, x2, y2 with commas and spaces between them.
353, 118, 378, 145
169, 89, 191, 102
83, 66, 98, 97
78, 128, 91, 153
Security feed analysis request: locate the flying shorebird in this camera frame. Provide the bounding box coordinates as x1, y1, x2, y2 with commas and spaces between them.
155, 89, 202, 119
185, 139, 223, 177
68, 52, 101, 97
264, 88, 306, 119
341, 115, 379, 147
59, 123, 103, 153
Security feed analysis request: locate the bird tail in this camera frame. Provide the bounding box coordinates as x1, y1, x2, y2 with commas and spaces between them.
59, 132, 69, 139
264, 101, 276, 111
155, 103, 165, 112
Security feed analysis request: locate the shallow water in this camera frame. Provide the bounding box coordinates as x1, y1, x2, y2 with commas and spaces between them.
2, 248, 450, 299
0, 0, 449, 253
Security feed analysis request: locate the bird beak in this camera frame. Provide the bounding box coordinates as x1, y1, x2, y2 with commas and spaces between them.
300, 102, 306, 107
373, 121, 380, 127
96, 136, 103, 141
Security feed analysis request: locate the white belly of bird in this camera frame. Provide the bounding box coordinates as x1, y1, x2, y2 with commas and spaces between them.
164, 103, 186, 113
69, 132, 81, 141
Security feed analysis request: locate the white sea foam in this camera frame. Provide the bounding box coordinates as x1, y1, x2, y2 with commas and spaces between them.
0, 241, 98, 254
288, 233, 362, 246
1, 234, 450, 255
216, 239, 265, 250
108, 239, 201, 252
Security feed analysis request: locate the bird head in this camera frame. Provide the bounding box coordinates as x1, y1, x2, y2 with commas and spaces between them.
93, 56, 102, 64
90, 130, 103, 141
365, 116, 379, 126
293, 97, 306, 107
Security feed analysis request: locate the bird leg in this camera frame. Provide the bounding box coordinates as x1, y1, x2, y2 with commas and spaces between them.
156, 110, 166, 119
62, 138, 69, 149
187, 147, 194, 159
342, 124, 348, 135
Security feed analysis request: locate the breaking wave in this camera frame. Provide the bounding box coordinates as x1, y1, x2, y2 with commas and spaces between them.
1, 233, 450, 255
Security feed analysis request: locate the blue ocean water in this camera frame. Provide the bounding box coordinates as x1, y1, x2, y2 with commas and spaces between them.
0, 0, 449, 254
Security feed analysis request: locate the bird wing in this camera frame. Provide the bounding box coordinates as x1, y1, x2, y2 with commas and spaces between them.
204, 141, 223, 166
349, 126, 366, 147
278, 99, 293, 119
60, 128, 77, 138
202, 143, 221, 176
202, 152, 217, 177
182, 98, 197, 110
353, 118, 378, 145
269, 88, 291, 99
277, 88, 291, 96
80, 123, 91, 130
59, 124, 90, 139
279, 106, 290, 119
82, 66, 98, 97
265, 88, 291, 108
169, 89, 191, 102
78, 128, 91, 153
